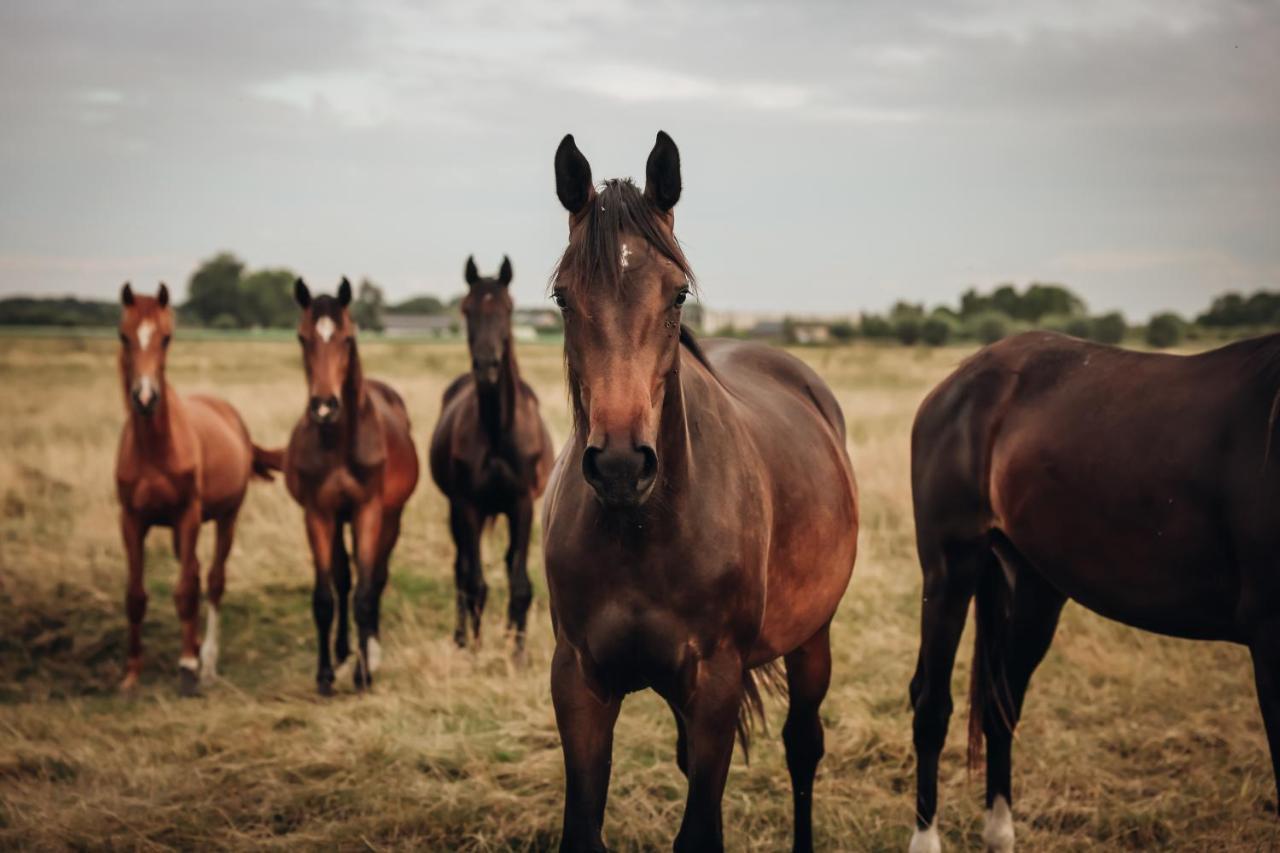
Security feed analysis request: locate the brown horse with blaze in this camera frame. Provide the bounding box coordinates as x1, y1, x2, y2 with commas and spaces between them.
115, 283, 282, 695
284, 278, 419, 694
542, 132, 859, 852
429, 255, 554, 656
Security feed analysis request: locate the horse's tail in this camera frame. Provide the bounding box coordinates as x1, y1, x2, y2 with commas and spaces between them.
967, 548, 1015, 771
251, 444, 285, 481
737, 660, 787, 763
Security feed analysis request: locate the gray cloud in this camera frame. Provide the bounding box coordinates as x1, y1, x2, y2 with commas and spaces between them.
0, 0, 1276, 319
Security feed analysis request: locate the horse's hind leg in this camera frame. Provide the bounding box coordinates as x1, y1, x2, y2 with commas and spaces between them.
331, 524, 352, 667
909, 534, 987, 853
1249, 618, 1280, 813
360, 508, 401, 682
977, 540, 1065, 853
351, 501, 385, 690
199, 512, 237, 683
120, 512, 148, 691
504, 496, 534, 660
783, 622, 833, 853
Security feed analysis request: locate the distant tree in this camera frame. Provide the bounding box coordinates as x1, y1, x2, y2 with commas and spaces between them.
1021, 283, 1086, 321
970, 312, 1011, 344
239, 268, 297, 327
186, 253, 246, 327
829, 320, 856, 342
0, 296, 118, 327
921, 316, 953, 346
894, 316, 921, 345
1146, 312, 1185, 348
352, 278, 386, 332
990, 285, 1021, 319
1090, 312, 1127, 344
388, 295, 447, 315
1062, 316, 1093, 339
1198, 290, 1280, 327
859, 314, 893, 339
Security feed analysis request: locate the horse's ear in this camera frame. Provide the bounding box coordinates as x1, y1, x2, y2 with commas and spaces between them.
121, 282, 134, 307
555, 134, 595, 219
498, 256, 513, 286
156, 283, 169, 308
465, 256, 480, 287
338, 277, 353, 307
644, 130, 682, 212
294, 278, 311, 309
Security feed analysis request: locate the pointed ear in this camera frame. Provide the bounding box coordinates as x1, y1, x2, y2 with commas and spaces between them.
644, 130, 682, 212
465, 256, 480, 287
121, 282, 134, 307
156, 282, 170, 308
294, 278, 311, 309
498, 255, 513, 286
337, 277, 353, 307
555, 134, 595, 219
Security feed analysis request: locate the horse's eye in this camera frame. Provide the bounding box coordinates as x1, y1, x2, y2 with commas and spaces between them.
552, 292, 568, 310
297, 334, 306, 345
161, 335, 171, 348
673, 288, 689, 308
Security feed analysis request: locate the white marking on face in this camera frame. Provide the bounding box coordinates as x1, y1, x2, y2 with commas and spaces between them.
909, 823, 942, 853
137, 320, 155, 350
178, 655, 200, 672
315, 316, 336, 342
315, 402, 331, 419
200, 605, 220, 682
620, 242, 632, 269
983, 795, 1014, 853
135, 376, 157, 406
367, 636, 382, 673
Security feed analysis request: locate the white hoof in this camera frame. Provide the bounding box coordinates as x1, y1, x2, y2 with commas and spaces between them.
909, 822, 942, 853
983, 796, 1015, 853
199, 605, 220, 683
366, 636, 382, 674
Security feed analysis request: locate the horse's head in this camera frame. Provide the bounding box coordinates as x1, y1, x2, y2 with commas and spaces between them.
294, 277, 358, 426
461, 255, 514, 389
118, 283, 174, 417
552, 131, 693, 509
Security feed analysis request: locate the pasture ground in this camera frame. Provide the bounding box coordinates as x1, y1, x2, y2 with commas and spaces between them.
0, 335, 1275, 850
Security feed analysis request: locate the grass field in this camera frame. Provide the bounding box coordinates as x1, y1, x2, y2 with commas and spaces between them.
1, 334, 1276, 851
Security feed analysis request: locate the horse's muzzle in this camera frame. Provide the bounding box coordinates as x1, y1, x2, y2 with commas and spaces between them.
309, 395, 341, 425
582, 442, 658, 508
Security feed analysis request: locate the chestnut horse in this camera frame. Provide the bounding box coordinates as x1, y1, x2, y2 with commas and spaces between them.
910, 331, 1280, 852
428, 256, 554, 654
542, 132, 859, 853
115, 283, 281, 694
284, 278, 419, 694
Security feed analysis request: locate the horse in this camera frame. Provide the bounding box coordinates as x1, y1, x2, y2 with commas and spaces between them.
428, 255, 554, 656
114, 282, 282, 695
909, 330, 1280, 852
284, 277, 419, 694
541, 131, 859, 853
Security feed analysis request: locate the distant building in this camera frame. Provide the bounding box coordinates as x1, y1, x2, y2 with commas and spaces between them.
382, 314, 459, 339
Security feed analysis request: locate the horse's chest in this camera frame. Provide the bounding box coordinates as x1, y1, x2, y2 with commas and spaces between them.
576, 602, 700, 695
120, 467, 195, 517
467, 449, 525, 503
302, 466, 368, 512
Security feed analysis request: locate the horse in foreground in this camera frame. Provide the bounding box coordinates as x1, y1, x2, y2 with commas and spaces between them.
909, 331, 1280, 852
429, 256, 553, 655
284, 278, 419, 694
542, 132, 859, 852
115, 283, 281, 694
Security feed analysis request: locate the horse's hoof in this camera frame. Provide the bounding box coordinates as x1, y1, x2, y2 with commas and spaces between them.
453, 629, 467, 649
178, 667, 200, 697
335, 640, 350, 665
353, 664, 372, 691
317, 680, 334, 697
119, 672, 140, 693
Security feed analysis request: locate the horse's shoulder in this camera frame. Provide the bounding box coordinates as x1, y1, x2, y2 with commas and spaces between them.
441, 373, 473, 406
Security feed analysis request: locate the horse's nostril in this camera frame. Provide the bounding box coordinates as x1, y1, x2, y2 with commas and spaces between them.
637, 445, 658, 483
581, 446, 603, 486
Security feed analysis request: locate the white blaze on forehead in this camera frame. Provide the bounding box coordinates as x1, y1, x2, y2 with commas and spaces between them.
137, 320, 155, 350
315, 316, 336, 342
620, 242, 632, 269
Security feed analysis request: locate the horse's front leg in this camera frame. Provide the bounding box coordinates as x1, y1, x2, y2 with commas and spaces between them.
119, 511, 149, 691
171, 501, 203, 696
674, 649, 745, 853
551, 639, 620, 852
303, 509, 339, 695
351, 498, 384, 690
505, 495, 535, 660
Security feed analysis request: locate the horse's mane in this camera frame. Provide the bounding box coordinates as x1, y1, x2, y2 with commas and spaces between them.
551, 178, 694, 298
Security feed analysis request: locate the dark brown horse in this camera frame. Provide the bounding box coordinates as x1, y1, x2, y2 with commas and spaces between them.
284, 278, 419, 694
910, 330, 1280, 852
115, 283, 282, 694
542, 132, 859, 853
428, 256, 554, 654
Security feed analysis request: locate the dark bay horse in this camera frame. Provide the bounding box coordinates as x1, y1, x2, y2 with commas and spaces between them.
910, 330, 1280, 852
428, 256, 554, 654
115, 283, 282, 694
284, 278, 419, 694
542, 132, 859, 853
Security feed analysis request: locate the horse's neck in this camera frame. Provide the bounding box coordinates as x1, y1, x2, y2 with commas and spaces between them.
653, 350, 699, 491
127, 381, 176, 456
477, 347, 520, 442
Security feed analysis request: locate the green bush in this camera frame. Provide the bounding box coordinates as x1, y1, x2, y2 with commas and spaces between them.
211, 312, 239, 330
1090, 312, 1127, 344
860, 314, 893, 339
921, 316, 953, 346
969, 312, 1011, 344
894, 317, 921, 346
1063, 317, 1093, 339
1145, 313, 1185, 348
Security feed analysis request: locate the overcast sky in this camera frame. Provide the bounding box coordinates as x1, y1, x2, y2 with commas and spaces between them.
1, 0, 1276, 319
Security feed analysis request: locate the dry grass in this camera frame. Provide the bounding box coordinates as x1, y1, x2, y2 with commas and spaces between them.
0, 334, 1276, 850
